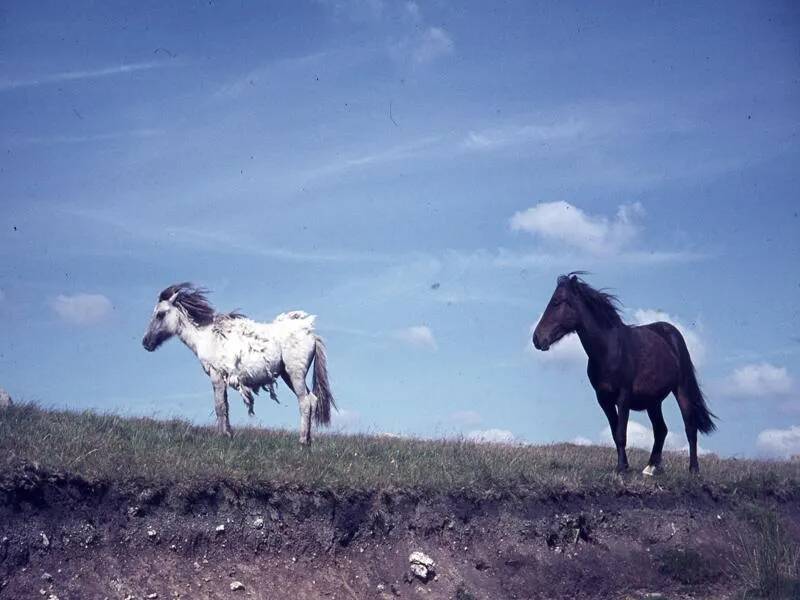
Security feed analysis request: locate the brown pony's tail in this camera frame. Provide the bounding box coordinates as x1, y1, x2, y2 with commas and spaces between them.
674, 331, 717, 434
312, 336, 336, 426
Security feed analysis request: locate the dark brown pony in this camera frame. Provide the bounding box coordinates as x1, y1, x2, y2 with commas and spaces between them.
532, 273, 716, 474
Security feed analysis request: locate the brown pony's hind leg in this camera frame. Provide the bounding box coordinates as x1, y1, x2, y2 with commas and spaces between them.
675, 387, 700, 473
643, 403, 668, 476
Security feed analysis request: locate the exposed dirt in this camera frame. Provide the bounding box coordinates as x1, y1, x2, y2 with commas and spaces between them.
1, 467, 798, 600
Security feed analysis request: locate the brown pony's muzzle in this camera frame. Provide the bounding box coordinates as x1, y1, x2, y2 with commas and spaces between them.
532, 331, 550, 351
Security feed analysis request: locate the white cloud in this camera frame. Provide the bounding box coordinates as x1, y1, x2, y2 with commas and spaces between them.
631, 308, 706, 366
51, 293, 113, 325
393, 325, 437, 350
450, 410, 483, 427
412, 27, 454, 64
510, 201, 644, 256
724, 363, 793, 398
467, 428, 516, 444
757, 425, 800, 459
598, 419, 708, 454
332, 408, 361, 430
528, 319, 587, 368
530, 308, 707, 369
571, 436, 593, 446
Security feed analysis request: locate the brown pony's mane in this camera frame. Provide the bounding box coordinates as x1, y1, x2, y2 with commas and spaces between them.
559, 272, 623, 328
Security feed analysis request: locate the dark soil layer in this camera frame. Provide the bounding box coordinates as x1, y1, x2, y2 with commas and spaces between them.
2, 467, 799, 600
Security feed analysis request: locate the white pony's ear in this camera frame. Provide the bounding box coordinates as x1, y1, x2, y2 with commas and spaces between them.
168, 290, 181, 304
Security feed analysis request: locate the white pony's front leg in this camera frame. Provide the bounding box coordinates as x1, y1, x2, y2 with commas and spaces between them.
210, 370, 232, 437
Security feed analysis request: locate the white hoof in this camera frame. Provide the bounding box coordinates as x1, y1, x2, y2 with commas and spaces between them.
642, 464, 660, 477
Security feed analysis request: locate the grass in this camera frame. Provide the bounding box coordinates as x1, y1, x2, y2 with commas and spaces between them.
1, 403, 800, 497
732, 508, 800, 599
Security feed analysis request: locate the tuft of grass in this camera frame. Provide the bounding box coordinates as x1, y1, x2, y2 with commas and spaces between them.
658, 547, 719, 585
1, 403, 799, 497
455, 584, 478, 600
731, 508, 800, 599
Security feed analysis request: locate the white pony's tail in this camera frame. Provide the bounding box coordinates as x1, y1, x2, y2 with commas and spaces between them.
312, 336, 336, 426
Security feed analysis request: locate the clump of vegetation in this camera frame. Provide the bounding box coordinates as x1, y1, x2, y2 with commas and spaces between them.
455, 584, 478, 600
1, 403, 799, 498
731, 508, 800, 599
658, 547, 720, 585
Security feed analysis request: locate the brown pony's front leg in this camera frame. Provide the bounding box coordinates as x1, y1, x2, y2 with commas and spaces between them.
614, 390, 631, 473
596, 390, 627, 473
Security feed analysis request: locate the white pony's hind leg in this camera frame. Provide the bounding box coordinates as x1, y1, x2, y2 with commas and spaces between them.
284, 334, 318, 445
287, 369, 313, 445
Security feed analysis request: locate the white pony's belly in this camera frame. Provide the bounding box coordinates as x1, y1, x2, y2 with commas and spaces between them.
219, 338, 282, 388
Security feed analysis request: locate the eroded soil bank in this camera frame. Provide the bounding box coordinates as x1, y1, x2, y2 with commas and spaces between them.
2, 467, 798, 599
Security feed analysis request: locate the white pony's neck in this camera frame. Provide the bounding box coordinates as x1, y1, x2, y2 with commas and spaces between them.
174, 313, 212, 358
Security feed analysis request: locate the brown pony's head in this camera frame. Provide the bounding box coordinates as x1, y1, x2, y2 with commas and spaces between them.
532, 272, 621, 351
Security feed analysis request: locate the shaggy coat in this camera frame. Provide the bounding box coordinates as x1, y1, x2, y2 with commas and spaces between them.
142, 283, 335, 444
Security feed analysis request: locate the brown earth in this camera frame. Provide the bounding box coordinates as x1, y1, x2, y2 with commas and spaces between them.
2, 467, 798, 600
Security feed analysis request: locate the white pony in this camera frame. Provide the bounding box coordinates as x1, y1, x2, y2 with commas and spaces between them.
142, 283, 335, 444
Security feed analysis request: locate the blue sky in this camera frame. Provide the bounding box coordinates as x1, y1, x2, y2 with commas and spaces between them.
1, 0, 799, 459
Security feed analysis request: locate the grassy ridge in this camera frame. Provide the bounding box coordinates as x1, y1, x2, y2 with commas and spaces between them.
1, 403, 799, 496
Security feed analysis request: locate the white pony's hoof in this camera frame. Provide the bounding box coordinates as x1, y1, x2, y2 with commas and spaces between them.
642, 465, 661, 477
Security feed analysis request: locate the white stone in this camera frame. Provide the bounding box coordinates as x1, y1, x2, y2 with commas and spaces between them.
253, 517, 264, 529
409, 551, 436, 581
0, 388, 12, 408
230, 581, 245, 591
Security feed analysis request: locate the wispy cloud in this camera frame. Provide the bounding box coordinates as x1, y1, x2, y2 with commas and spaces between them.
450, 410, 483, 427
302, 135, 442, 182
213, 51, 329, 99
0, 61, 178, 92
411, 27, 454, 64
463, 119, 585, 151
315, 0, 385, 22
326, 322, 437, 350
12, 129, 163, 146
65, 207, 397, 264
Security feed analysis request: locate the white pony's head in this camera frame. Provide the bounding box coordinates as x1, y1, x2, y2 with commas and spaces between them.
142, 283, 215, 351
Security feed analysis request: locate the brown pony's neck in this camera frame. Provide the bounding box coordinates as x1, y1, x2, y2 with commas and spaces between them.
574, 293, 618, 359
